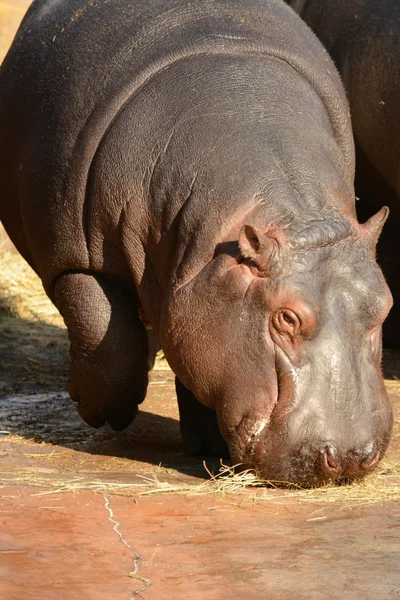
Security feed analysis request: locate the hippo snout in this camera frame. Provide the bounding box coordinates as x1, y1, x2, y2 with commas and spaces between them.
248, 438, 385, 487
243, 402, 392, 486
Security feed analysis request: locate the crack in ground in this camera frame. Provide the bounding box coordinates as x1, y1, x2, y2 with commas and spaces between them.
103, 495, 151, 598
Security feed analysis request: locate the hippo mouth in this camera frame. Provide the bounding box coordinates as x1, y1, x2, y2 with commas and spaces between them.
242, 348, 294, 458
231, 348, 390, 488
230, 362, 285, 477
241, 426, 385, 488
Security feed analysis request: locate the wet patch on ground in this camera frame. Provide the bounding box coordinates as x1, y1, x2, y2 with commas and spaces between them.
0, 369, 208, 488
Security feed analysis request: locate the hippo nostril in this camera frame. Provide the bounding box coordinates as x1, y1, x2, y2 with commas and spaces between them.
360, 445, 380, 471
321, 445, 341, 473
319, 442, 380, 479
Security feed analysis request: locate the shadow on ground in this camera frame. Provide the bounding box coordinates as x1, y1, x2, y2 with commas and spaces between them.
0, 385, 215, 481
0, 311, 69, 396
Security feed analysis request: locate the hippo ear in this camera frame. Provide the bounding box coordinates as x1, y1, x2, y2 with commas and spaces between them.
363, 206, 389, 246
238, 225, 280, 274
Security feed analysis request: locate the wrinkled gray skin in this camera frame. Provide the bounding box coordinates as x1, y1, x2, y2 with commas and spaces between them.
286, 0, 400, 196
0, 0, 393, 486
285, 0, 400, 346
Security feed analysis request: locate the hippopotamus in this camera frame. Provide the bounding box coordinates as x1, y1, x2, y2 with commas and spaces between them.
0, 0, 393, 486
285, 0, 400, 346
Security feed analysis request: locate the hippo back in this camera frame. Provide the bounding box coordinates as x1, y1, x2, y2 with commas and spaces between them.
0, 0, 354, 293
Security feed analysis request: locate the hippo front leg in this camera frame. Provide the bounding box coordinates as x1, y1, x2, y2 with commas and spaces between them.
54, 272, 150, 430
175, 377, 229, 458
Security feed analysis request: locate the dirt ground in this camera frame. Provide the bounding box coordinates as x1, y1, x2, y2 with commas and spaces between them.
1, 3, 400, 599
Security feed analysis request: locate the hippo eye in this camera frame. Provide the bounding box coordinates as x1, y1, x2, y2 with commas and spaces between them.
282, 312, 295, 326
273, 308, 300, 337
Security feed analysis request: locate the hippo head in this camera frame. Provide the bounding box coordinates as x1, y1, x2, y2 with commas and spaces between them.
161, 206, 393, 487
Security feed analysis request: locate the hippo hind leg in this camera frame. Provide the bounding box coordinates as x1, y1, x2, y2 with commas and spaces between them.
175, 377, 229, 458
54, 272, 149, 430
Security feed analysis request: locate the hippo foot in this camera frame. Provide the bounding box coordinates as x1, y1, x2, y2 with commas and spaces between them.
175, 377, 229, 458
69, 377, 141, 431
54, 271, 150, 431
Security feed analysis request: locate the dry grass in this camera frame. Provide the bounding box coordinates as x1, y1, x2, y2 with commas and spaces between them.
0, 249, 69, 393
0, 248, 63, 326
1, 459, 399, 506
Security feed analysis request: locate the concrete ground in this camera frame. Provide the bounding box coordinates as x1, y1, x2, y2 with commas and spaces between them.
1, 370, 400, 600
